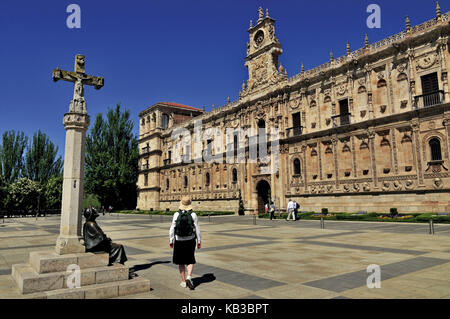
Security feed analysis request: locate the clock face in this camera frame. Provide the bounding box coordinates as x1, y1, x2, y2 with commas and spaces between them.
254, 30, 264, 47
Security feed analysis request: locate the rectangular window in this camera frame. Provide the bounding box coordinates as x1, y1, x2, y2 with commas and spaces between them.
292, 112, 301, 135
207, 139, 213, 156
339, 99, 350, 126
162, 114, 169, 129
420, 73, 439, 107
144, 174, 148, 186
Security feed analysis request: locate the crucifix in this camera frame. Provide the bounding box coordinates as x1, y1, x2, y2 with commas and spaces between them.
53, 55, 104, 255
53, 54, 104, 113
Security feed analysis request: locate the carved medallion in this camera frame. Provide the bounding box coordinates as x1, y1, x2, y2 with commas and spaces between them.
416, 54, 438, 70
336, 83, 347, 96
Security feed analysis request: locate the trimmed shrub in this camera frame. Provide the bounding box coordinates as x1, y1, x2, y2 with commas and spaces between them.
321, 208, 329, 215
389, 208, 398, 217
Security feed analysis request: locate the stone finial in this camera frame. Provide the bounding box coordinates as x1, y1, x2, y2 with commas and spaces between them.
242, 80, 246, 90
250, 20, 253, 28
405, 16, 411, 32
301, 62, 305, 75
330, 50, 334, 61
346, 41, 351, 55
258, 7, 264, 22
364, 33, 369, 49
279, 62, 284, 74
436, 1, 442, 21
266, 8, 269, 18
212, 104, 215, 111
227, 96, 230, 104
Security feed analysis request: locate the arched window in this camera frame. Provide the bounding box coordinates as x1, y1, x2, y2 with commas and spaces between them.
293, 158, 301, 175
166, 178, 169, 190
205, 173, 210, 186
429, 138, 442, 161
162, 114, 169, 129
184, 176, 188, 188
232, 168, 238, 183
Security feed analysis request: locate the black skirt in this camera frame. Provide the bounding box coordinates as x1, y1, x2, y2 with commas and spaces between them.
173, 238, 196, 265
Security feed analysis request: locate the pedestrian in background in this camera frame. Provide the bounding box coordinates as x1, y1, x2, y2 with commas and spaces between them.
294, 201, 299, 221
287, 199, 295, 221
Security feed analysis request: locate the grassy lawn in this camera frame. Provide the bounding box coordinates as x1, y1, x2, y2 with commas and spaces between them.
259, 211, 450, 223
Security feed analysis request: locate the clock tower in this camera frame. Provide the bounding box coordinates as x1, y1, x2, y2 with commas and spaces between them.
242, 7, 284, 96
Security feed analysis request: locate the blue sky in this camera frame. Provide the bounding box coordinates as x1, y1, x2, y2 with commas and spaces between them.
0, 0, 446, 157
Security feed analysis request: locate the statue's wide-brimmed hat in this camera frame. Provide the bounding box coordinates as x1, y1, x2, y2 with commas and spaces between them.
83, 208, 99, 220
179, 196, 193, 211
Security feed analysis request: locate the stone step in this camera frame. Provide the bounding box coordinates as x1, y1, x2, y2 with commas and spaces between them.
29, 250, 109, 274
12, 263, 129, 294
20, 277, 151, 299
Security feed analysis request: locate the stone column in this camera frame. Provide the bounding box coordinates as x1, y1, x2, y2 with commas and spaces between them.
368, 129, 378, 189
55, 112, 89, 255
411, 119, 424, 186
332, 136, 339, 189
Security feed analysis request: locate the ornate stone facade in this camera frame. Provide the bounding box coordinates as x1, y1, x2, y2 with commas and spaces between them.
137, 7, 450, 214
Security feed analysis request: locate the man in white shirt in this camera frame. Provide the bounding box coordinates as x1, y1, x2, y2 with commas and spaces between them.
287, 199, 296, 221
169, 196, 201, 290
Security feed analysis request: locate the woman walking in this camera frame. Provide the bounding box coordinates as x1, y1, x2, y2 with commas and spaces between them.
169, 196, 201, 290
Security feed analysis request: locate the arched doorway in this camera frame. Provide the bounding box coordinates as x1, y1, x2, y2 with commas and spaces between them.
256, 180, 271, 215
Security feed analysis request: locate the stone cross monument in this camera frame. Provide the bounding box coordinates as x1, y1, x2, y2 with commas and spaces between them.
52, 54, 104, 255
11, 55, 149, 298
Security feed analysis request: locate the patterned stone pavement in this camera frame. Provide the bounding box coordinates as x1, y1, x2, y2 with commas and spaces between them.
0, 214, 449, 299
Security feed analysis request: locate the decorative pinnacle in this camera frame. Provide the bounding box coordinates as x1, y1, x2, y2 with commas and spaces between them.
266, 8, 269, 18
364, 33, 369, 48
405, 15, 411, 32
250, 20, 253, 28
330, 50, 334, 61
436, 1, 442, 21
242, 80, 246, 90
279, 62, 284, 74
258, 7, 264, 22
346, 41, 351, 55
301, 62, 305, 75
227, 96, 230, 104
212, 104, 215, 110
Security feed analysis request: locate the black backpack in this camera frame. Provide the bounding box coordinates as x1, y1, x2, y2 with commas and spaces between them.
175, 210, 194, 237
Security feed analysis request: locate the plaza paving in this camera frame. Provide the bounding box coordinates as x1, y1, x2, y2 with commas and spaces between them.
0, 214, 450, 299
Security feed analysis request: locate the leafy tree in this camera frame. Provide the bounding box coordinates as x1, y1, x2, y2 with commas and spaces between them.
0, 175, 6, 210
7, 177, 42, 211
43, 175, 63, 209
82, 194, 101, 210
85, 104, 139, 209
0, 131, 28, 184
24, 130, 63, 184
238, 189, 245, 215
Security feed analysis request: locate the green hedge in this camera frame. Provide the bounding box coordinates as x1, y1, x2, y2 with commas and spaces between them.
258, 211, 449, 223
116, 210, 234, 216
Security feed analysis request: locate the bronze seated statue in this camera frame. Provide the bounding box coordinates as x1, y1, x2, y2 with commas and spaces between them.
83, 208, 128, 265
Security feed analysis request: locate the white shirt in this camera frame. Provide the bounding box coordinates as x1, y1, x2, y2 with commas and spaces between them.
287, 201, 295, 210
169, 211, 201, 244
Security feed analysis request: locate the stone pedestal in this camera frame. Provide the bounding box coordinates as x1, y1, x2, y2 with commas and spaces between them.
56, 112, 89, 255
12, 250, 150, 299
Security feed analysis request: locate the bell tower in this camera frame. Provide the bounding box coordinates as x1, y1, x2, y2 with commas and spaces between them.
243, 7, 283, 94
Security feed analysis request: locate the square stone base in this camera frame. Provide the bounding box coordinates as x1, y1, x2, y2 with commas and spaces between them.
11, 250, 150, 298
